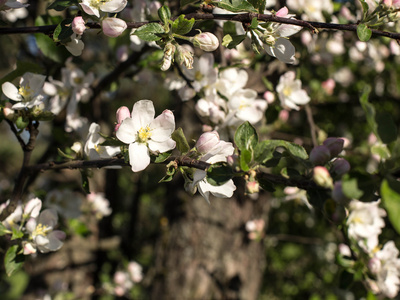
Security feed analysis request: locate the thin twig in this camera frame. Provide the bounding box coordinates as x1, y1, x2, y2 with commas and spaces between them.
305, 104, 318, 148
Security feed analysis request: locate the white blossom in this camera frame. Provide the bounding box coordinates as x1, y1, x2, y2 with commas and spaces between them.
80, 0, 127, 18
85, 122, 121, 160
116, 100, 176, 172
276, 71, 310, 110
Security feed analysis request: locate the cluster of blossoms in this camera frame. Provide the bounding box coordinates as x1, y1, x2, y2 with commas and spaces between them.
1, 197, 65, 255
0, 0, 29, 23
112, 261, 143, 297
342, 200, 400, 298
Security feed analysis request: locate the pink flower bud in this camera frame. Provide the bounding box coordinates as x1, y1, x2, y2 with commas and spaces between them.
196, 131, 220, 154
313, 166, 333, 189
23, 242, 37, 255
338, 243, 351, 257
275, 6, 289, 17
323, 137, 344, 158
246, 180, 260, 194
102, 18, 127, 38
116, 106, 130, 124
263, 91, 275, 104
331, 158, 350, 177
332, 181, 350, 206
321, 78, 335, 96
309, 145, 331, 166
72, 16, 86, 35
3, 102, 15, 120
192, 32, 219, 52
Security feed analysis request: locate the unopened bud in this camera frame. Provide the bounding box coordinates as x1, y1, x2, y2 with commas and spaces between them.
175, 45, 194, 69
263, 91, 275, 104
116, 106, 130, 124
331, 158, 350, 177
246, 180, 260, 194
161, 43, 176, 71
196, 131, 220, 154
323, 137, 344, 158
192, 32, 219, 52
3, 102, 15, 120
310, 145, 331, 166
72, 16, 86, 36
102, 17, 127, 38
313, 166, 333, 189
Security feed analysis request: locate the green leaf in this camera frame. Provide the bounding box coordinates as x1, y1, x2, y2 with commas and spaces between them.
234, 121, 258, 152
207, 162, 234, 186
152, 151, 172, 163
249, 17, 259, 29
172, 15, 195, 35
0, 222, 9, 236
358, 0, 369, 20
342, 177, 363, 199
376, 112, 397, 144
223, 21, 237, 35
357, 23, 372, 42
171, 128, 190, 154
48, 0, 78, 11
247, 0, 266, 13
239, 149, 252, 172
5, 245, 25, 277
381, 179, 400, 235
213, 0, 257, 13
255, 140, 308, 165
68, 219, 90, 237
53, 18, 74, 42
359, 85, 377, 135
134, 23, 165, 42
57, 148, 75, 160
222, 34, 246, 49
34, 33, 70, 63
11, 227, 24, 240
158, 5, 171, 25
159, 162, 177, 183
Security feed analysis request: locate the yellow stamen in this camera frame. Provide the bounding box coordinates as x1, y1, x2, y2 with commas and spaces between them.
33, 223, 50, 237
137, 126, 152, 143
283, 86, 292, 97
18, 85, 32, 100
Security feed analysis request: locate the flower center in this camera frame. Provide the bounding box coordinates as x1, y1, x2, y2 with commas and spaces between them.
137, 126, 152, 143
94, 144, 104, 154
89, 0, 108, 9
19, 85, 32, 100
283, 86, 292, 97
33, 223, 51, 237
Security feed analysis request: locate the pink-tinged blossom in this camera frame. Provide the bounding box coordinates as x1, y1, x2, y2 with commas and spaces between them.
2, 201, 22, 229
313, 166, 333, 189
192, 32, 219, 52
80, 0, 127, 18
245, 219, 265, 240
102, 17, 127, 37
115, 106, 131, 131
321, 78, 335, 95
196, 131, 220, 154
23, 197, 42, 219
187, 131, 236, 203
116, 100, 176, 172
72, 16, 86, 35
346, 200, 386, 252
25, 209, 66, 254
276, 71, 310, 110
2, 72, 46, 110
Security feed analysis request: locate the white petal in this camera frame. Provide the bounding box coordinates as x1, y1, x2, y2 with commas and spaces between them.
116, 118, 138, 144
129, 143, 150, 172
2, 82, 22, 101
80, 3, 100, 18
148, 138, 176, 153
101, 0, 127, 13
150, 110, 175, 142
131, 100, 155, 128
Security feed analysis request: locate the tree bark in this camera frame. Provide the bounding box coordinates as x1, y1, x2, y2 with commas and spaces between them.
151, 184, 271, 300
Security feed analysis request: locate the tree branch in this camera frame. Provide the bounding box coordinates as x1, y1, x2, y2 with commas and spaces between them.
1, 13, 400, 40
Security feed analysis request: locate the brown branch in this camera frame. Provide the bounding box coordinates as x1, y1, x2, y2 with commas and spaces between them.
1, 13, 400, 40
0, 121, 39, 221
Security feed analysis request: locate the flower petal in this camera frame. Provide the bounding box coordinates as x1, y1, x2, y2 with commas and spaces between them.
131, 100, 155, 128
150, 109, 175, 142
129, 142, 150, 172
116, 118, 138, 144
148, 138, 176, 153
2, 82, 22, 101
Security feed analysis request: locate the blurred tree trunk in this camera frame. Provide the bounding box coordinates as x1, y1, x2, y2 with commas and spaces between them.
150, 182, 271, 300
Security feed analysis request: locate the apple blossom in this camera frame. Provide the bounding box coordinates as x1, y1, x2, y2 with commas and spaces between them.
80, 0, 127, 18
116, 100, 176, 172
196, 131, 220, 154
187, 131, 236, 203
102, 17, 127, 37
313, 166, 333, 189
346, 200, 386, 252
276, 71, 310, 110
65, 33, 85, 56
25, 208, 66, 253
85, 122, 121, 160
87, 192, 112, 219
2, 72, 46, 110
45, 189, 84, 219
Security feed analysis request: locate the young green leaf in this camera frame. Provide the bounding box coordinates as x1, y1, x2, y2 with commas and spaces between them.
214, 0, 257, 13
381, 179, 400, 235
134, 23, 165, 42
357, 24, 372, 42
171, 127, 190, 154
5, 245, 25, 277
207, 162, 234, 186
158, 5, 171, 25
234, 121, 258, 152
172, 15, 195, 36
